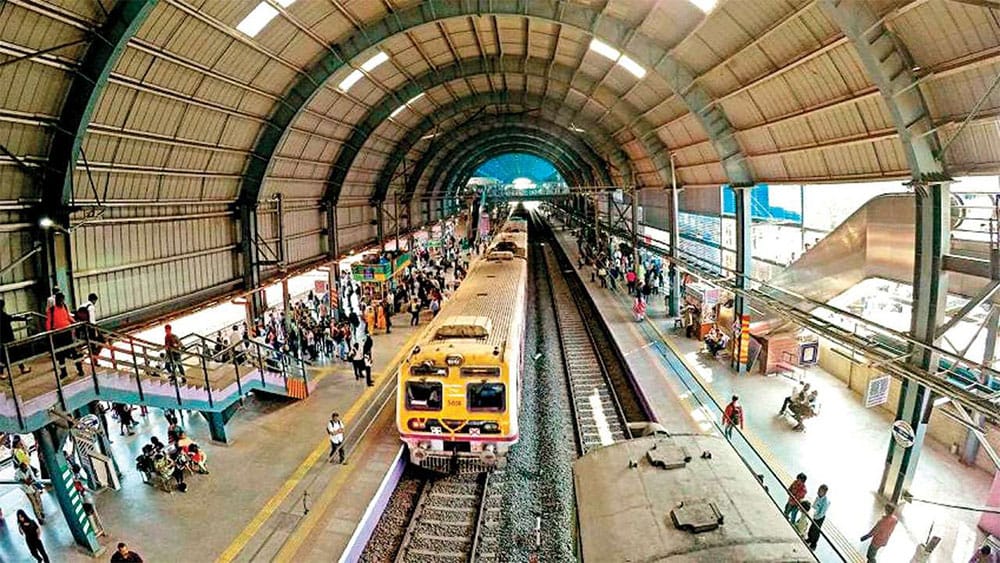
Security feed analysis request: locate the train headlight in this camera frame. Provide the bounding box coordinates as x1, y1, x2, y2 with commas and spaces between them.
408, 419, 427, 431
446, 354, 464, 367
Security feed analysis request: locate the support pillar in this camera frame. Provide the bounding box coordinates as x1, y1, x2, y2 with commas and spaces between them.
202, 409, 231, 444
37, 213, 75, 309
630, 190, 640, 275
240, 203, 264, 320
732, 185, 753, 376
282, 278, 292, 334
37, 424, 101, 554
879, 182, 951, 502
669, 157, 681, 317
375, 203, 385, 245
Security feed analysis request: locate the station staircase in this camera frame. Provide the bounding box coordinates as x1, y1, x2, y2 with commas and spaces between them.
0, 321, 314, 433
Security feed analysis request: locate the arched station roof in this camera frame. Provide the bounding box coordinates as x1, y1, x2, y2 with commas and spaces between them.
1, 0, 997, 319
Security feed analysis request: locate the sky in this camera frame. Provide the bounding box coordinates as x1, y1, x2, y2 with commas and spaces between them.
474, 153, 564, 184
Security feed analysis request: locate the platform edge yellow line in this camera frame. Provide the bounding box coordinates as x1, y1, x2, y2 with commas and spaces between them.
216, 327, 423, 563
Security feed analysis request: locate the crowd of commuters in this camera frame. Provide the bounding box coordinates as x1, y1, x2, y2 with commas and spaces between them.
134, 411, 209, 494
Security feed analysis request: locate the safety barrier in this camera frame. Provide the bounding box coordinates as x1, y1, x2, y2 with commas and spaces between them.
0, 321, 310, 433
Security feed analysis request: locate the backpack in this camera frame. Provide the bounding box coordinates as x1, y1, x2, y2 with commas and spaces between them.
75, 306, 90, 322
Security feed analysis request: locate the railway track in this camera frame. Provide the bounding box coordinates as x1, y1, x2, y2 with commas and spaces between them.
541, 246, 631, 454
393, 471, 497, 563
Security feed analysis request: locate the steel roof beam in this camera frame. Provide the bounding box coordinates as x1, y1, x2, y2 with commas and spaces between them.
381, 92, 628, 204
419, 129, 603, 191
426, 132, 599, 199
239, 0, 753, 206
46, 0, 158, 209
408, 118, 613, 202
818, 0, 945, 181
323, 54, 665, 206
441, 144, 582, 207
423, 132, 600, 198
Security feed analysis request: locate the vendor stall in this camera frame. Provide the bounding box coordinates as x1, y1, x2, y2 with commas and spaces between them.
351, 251, 412, 330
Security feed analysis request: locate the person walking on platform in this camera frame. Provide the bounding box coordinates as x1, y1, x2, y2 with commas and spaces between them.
722, 395, 743, 439
110, 542, 144, 562
327, 412, 346, 464
16, 462, 44, 523
16, 509, 49, 563
363, 334, 374, 387
409, 298, 421, 326
784, 473, 808, 524
860, 503, 898, 562
806, 484, 830, 550
351, 342, 365, 382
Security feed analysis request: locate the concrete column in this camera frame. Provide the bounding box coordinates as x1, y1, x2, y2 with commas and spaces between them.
203, 410, 231, 444
732, 185, 753, 376
879, 182, 950, 502
37, 424, 101, 554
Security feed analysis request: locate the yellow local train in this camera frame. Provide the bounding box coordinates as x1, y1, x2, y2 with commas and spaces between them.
397, 213, 528, 472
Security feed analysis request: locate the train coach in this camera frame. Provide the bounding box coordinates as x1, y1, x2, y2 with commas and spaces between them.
397, 216, 529, 472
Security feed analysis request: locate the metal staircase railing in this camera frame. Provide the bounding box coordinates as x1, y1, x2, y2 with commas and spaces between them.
0, 320, 309, 432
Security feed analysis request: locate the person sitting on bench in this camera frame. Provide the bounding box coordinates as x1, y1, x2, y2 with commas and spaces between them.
789, 390, 820, 431
704, 327, 728, 357
778, 382, 811, 416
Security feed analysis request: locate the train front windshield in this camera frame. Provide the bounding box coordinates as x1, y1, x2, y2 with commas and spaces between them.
406, 381, 442, 410
468, 382, 505, 411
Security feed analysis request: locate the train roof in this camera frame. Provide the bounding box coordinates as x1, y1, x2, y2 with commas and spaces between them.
418, 254, 527, 350
574, 435, 814, 563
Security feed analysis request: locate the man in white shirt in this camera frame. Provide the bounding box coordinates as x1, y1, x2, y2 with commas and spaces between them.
327, 412, 346, 464
16, 462, 45, 523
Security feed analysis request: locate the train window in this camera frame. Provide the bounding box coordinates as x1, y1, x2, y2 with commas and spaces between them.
460, 367, 501, 378
406, 382, 443, 411
495, 241, 517, 252
467, 383, 505, 412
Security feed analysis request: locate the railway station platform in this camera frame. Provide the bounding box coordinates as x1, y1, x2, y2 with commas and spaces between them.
0, 311, 423, 562
552, 225, 993, 563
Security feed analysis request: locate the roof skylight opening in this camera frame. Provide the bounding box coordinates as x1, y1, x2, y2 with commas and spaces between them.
618, 55, 647, 79
338, 69, 364, 92
407, 92, 426, 105
361, 51, 390, 72
589, 38, 621, 62
390, 104, 407, 118
237, 3, 279, 37
689, 0, 717, 13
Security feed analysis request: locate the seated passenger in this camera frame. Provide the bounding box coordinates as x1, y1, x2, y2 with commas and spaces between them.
778, 382, 811, 417
187, 444, 209, 474
704, 327, 726, 357
789, 390, 820, 431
